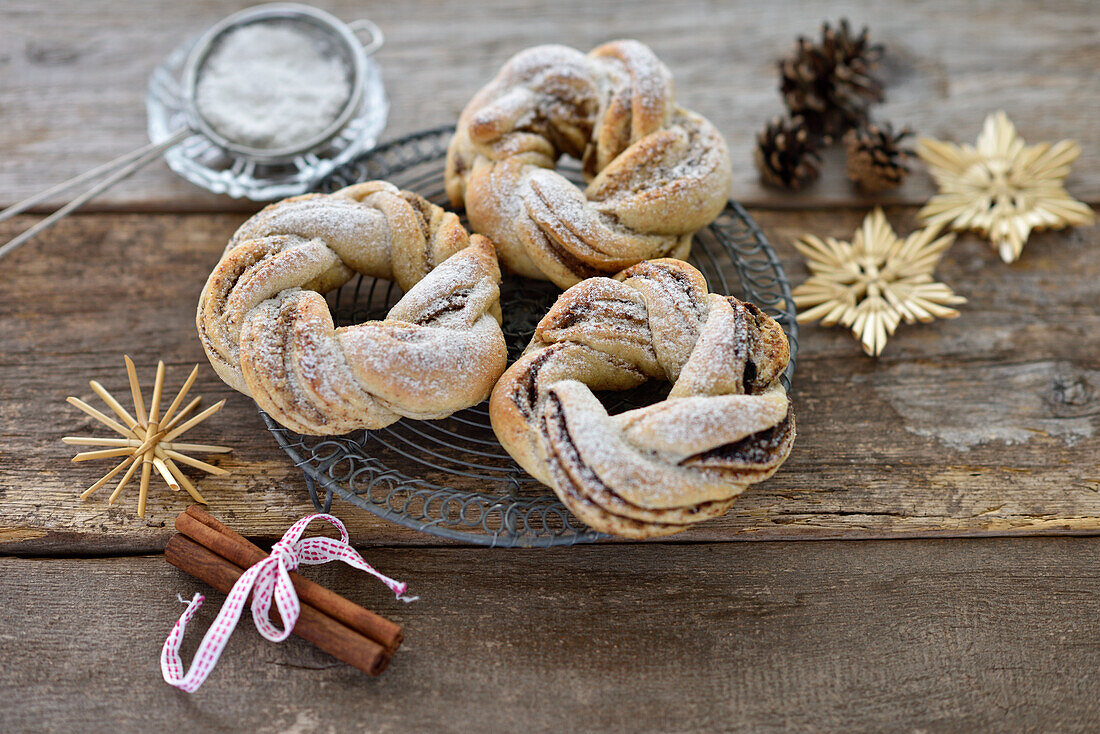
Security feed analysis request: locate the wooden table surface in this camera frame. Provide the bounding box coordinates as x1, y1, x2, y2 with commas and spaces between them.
2, 0, 1098, 731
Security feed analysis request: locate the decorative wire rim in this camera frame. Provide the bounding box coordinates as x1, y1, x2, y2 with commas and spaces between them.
261, 125, 798, 547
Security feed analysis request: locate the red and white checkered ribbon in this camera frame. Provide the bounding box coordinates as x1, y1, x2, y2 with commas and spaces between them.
161, 513, 414, 692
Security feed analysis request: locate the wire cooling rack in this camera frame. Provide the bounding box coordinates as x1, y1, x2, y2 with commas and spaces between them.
259, 125, 798, 547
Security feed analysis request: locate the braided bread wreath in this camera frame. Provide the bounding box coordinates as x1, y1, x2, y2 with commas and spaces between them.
446, 40, 733, 289
490, 259, 796, 538
197, 181, 508, 436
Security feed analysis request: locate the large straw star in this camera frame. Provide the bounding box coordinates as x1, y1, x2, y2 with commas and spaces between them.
917, 111, 1093, 263
63, 356, 231, 517
792, 208, 965, 356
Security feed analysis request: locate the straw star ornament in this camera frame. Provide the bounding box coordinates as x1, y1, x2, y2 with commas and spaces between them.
792, 208, 966, 356
63, 357, 231, 517
917, 111, 1094, 263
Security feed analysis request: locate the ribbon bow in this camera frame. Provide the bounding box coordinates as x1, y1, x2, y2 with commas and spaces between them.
161, 513, 413, 692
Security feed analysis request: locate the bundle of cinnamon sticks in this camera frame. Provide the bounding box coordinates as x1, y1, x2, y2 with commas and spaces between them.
165, 505, 402, 676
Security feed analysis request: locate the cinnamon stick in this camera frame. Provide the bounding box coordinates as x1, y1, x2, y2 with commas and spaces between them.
165, 534, 390, 676
177, 506, 403, 653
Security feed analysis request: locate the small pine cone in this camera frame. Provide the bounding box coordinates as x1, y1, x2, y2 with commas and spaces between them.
755, 116, 822, 190
779, 37, 833, 118
844, 122, 915, 192
779, 19, 884, 142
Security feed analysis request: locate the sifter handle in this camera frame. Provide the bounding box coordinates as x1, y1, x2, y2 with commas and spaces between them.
348, 18, 385, 57
0, 127, 189, 261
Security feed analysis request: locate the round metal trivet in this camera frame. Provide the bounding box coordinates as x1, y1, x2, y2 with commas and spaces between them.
260, 125, 798, 547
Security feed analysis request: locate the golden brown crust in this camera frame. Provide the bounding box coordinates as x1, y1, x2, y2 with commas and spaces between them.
197, 182, 507, 435
489, 259, 795, 538
446, 41, 733, 288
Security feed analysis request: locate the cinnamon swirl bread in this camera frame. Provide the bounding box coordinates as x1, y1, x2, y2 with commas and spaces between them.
490, 259, 795, 538
198, 182, 508, 435
447, 41, 733, 288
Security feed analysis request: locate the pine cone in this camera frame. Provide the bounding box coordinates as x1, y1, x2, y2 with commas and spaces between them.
779, 19, 884, 142
844, 122, 914, 192
754, 116, 822, 190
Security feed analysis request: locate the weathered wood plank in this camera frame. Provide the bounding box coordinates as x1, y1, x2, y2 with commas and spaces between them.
0, 209, 1096, 553
1, 539, 1098, 732
1, 0, 1097, 210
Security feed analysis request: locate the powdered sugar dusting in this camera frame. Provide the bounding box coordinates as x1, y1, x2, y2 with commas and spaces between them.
492, 259, 794, 536
547, 381, 741, 510
447, 40, 732, 286
615, 391, 790, 458
196, 22, 351, 151
198, 190, 506, 435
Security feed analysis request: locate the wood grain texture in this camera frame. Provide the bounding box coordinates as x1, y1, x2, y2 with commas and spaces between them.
3, 2, 1097, 728
1, 0, 1098, 211
0, 209, 1096, 553
1, 539, 1099, 732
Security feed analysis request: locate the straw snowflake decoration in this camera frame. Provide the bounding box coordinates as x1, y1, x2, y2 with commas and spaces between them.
63, 356, 230, 517
792, 208, 966, 356
917, 111, 1094, 263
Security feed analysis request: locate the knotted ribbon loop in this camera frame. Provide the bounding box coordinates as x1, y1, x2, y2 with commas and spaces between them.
161, 513, 413, 693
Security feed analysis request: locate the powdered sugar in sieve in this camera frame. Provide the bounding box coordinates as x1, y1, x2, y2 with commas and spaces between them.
183, 4, 382, 162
